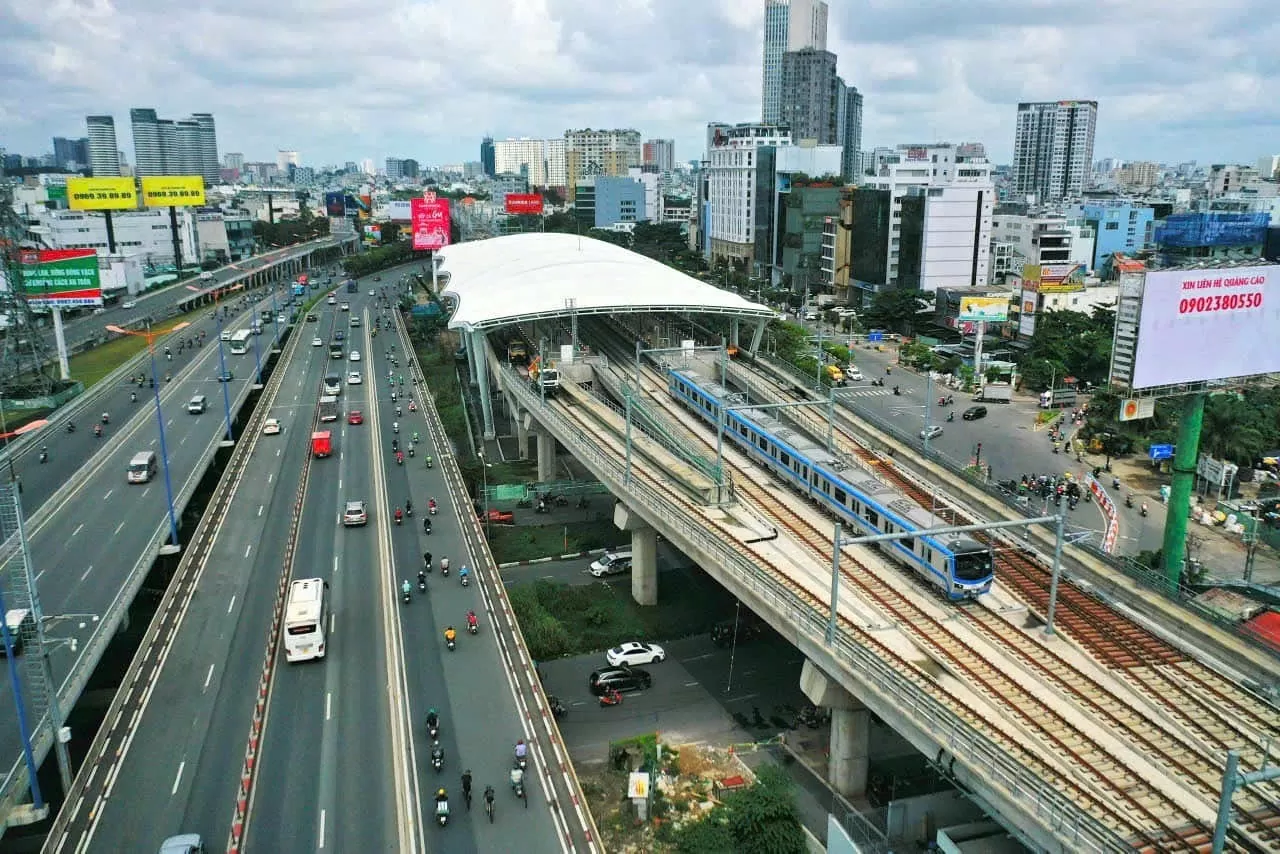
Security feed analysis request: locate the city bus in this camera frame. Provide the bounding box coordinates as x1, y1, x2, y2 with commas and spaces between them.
318, 395, 339, 421
228, 329, 252, 355
283, 578, 328, 662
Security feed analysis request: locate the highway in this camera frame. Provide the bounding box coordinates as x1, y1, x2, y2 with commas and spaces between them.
0, 283, 297, 810
53, 274, 577, 851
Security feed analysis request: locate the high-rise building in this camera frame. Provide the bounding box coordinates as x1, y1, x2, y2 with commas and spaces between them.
1012, 100, 1098, 203
130, 108, 166, 176
278, 150, 300, 171
761, 0, 829, 124
386, 157, 406, 180
564, 129, 642, 202
839, 86, 863, 183
705, 122, 793, 263
360, 159, 375, 175
85, 116, 120, 177
480, 136, 496, 177
53, 137, 90, 170
779, 48, 840, 145
224, 152, 245, 170
494, 138, 551, 186
545, 138, 566, 186
191, 113, 219, 182
175, 119, 203, 176
642, 139, 675, 173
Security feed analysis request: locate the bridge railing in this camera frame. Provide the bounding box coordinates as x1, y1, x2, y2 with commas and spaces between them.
500, 365, 1127, 854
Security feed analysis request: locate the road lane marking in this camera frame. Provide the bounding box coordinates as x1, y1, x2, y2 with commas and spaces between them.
326, 692, 332, 721
171, 761, 185, 796
244, 544, 252, 558
267, 472, 273, 483
166, 418, 174, 428
258, 504, 264, 517
318, 809, 327, 849
684, 681, 699, 687
35, 569, 45, 582
726, 693, 759, 703
333, 555, 339, 574
150, 438, 157, 446
73, 523, 84, 537
113, 520, 126, 537
329, 613, 335, 634
204, 664, 215, 690
103, 489, 113, 501
80, 565, 94, 582
683, 653, 714, 662
227, 595, 236, 613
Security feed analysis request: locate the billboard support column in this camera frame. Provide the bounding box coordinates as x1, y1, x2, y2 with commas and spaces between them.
104, 211, 117, 254
50, 310, 70, 380
168, 206, 183, 277
972, 320, 986, 387
1161, 393, 1205, 588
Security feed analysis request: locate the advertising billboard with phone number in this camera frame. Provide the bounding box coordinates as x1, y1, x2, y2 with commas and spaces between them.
20, 249, 103, 306
504, 193, 545, 215
411, 196, 451, 251
1132, 264, 1279, 388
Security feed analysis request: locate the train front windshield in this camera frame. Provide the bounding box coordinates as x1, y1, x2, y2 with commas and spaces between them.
953, 548, 994, 581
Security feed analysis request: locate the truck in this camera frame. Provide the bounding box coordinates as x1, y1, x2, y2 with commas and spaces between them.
317, 396, 339, 422
978, 383, 1013, 403
528, 359, 560, 396
507, 341, 528, 364
1039, 388, 1077, 409
823, 364, 846, 386
346, 279, 358, 293
311, 431, 332, 458
292, 282, 306, 297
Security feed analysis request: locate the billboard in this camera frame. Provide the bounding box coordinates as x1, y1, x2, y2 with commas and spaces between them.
1023, 263, 1085, 294
411, 195, 451, 251
1118, 397, 1156, 422
958, 296, 1009, 323
140, 175, 206, 207
19, 249, 103, 307
504, 194, 545, 216
1131, 265, 1279, 389
385, 200, 412, 222
67, 177, 137, 211
325, 192, 347, 217
363, 224, 382, 247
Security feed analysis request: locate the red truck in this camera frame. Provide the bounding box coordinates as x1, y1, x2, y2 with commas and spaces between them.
311, 431, 332, 458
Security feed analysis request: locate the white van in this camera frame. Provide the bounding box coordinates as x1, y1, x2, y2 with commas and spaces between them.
0, 609, 34, 657
589, 550, 633, 577
128, 451, 158, 484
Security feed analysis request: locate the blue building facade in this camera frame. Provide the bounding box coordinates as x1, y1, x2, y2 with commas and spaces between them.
1080, 202, 1154, 272
1154, 211, 1270, 265
593, 176, 647, 229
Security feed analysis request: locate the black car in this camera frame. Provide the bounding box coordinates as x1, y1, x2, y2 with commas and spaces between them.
216, 370, 234, 382
962, 405, 988, 421
334, 330, 345, 342
306, 313, 318, 322
588, 666, 652, 695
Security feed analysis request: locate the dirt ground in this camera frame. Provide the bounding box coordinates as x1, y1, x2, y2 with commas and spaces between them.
577, 742, 752, 853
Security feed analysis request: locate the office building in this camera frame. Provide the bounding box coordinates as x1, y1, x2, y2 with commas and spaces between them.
761, 0, 829, 124
223, 152, 244, 170
705, 122, 792, 263
1012, 100, 1097, 203
386, 157, 407, 180
866, 143, 995, 293
493, 137, 552, 187
839, 86, 863, 182
545, 138, 566, 186
85, 116, 121, 177
174, 119, 203, 176
1207, 164, 1263, 197
130, 108, 166, 175
53, 137, 90, 171
481, 137, 496, 177
191, 113, 219, 182
643, 139, 675, 173
1257, 154, 1280, 181
130, 108, 219, 180
564, 129, 642, 202
573, 176, 647, 230
1077, 202, 1154, 273
779, 49, 840, 144
278, 150, 300, 171
40, 208, 200, 265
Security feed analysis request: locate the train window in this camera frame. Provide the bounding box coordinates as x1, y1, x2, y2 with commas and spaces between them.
902, 537, 915, 551
779, 451, 791, 468
758, 435, 768, 451
834, 487, 846, 505
864, 508, 879, 528
954, 551, 992, 580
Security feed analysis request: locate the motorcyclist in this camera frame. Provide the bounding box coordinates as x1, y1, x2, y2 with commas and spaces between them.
467, 610, 478, 631
39, 446, 49, 463
435, 787, 449, 818
431, 742, 445, 767
515, 739, 528, 762
401, 579, 411, 597
946, 411, 954, 422
461, 770, 473, 803
130, 391, 137, 403
67, 421, 76, 433
412, 431, 420, 444
510, 765, 524, 789
424, 518, 432, 534
392, 438, 399, 452
426, 708, 439, 731
405, 498, 413, 515
94, 423, 103, 437
428, 498, 438, 513
395, 507, 403, 524
444, 626, 457, 644
396, 450, 404, 465
459, 565, 470, 582
440, 556, 450, 573
423, 551, 432, 569
484, 785, 495, 811
393, 421, 399, 433
418, 569, 427, 586
101, 411, 110, 424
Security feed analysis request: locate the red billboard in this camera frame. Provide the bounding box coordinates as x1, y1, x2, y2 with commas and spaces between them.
504, 194, 545, 216
411, 195, 451, 251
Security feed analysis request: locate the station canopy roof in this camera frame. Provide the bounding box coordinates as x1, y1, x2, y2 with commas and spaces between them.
437, 232, 774, 331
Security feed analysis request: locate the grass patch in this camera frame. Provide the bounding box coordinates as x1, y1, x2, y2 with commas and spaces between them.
508, 570, 735, 659
486, 520, 623, 563
68, 333, 151, 390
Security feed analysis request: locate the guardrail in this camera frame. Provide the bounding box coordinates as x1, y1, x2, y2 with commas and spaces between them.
500, 365, 1127, 854
0, 323, 275, 817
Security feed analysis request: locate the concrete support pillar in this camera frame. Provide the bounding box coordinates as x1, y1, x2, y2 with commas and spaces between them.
517, 411, 531, 460
731, 317, 741, 348
465, 327, 481, 387
614, 504, 657, 605
748, 318, 768, 355
536, 431, 556, 481
801, 660, 868, 797
473, 329, 496, 440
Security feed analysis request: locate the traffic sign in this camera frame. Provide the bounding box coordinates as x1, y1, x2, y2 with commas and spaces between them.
1148, 444, 1175, 461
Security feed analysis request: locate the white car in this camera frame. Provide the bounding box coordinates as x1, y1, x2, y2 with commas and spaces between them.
122, 300, 137, 310
347, 371, 362, 385
262, 418, 282, 435
220, 330, 232, 341
327, 296, 337, 305
312, 337, 323, 347
846, 367, 864, 381
340, 302, 350, 312
368, 290, 374, 296
349, 350, 361, 362
605, 641, 666, 667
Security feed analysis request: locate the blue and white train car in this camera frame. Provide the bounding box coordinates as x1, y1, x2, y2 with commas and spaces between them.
668, 368, 994, 600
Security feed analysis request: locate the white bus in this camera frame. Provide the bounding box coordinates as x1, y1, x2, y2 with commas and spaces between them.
228, 329, 252, 355
317, 395, 339, 422
284, 578, 328, 662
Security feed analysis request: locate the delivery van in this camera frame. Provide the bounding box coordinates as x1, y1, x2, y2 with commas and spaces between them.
128, 451, 157, 484
0, 609, 35, 657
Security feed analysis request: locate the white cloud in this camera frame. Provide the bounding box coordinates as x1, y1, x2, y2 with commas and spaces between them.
1, 0, 1278, 167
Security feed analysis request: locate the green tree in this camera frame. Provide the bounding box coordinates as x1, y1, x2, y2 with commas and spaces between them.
545, 211, 578, 234
1200, 394, 1266, 465
724, 765, 807, 854
1022, 307, 1114, 389
671, 807, 734, 853
863, 289, 928, 334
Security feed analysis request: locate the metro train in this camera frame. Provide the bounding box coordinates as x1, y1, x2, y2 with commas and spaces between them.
668, 368, 994, 600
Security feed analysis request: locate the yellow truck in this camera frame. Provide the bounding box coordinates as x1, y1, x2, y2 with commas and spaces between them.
823, 364, 846, 386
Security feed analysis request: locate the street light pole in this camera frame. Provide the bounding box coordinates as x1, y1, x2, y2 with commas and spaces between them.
213, 304, 234, 444
250, 318, 264, 389
148, 338, 182, 550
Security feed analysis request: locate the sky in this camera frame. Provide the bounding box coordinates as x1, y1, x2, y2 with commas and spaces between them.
3, 0, 1279, 171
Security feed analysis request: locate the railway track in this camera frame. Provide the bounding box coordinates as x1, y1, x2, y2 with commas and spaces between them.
546, 357, 1197, 850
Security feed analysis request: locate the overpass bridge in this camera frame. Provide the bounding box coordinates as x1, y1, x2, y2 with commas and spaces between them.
434, 232, 1280, 852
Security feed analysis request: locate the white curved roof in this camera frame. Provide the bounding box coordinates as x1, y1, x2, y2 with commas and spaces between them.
437, 232, 774, 330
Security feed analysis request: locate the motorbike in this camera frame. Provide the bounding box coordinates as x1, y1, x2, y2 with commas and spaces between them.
440, 558, 450, 576
426, 457, 433, 469
424, 519, 432, 535
946, 412, 954, 422
892, 386, 901, 396
599, 688, 623, 708
429, 501, 438, 515
511, 767, 526, 800
402, 587, 411, 605
445, 635, 456, 652
396, 452, 404, 466
39, 449, 49, 464
409, 445, 415, 457
1140, 503, 1149, 517
66, 422, 76, 434
428, 721, 440, 741
467, 620, 478, 635
395, 510, 403, 526
435, 797, 449, 827
101, 413, 110, 424
431, 749, 444, 772
94, 425, 103, 438
549, 695, 567, 720
406, 503, 414, 517
1125, 494, 1134, 508
460, 571, 470, 588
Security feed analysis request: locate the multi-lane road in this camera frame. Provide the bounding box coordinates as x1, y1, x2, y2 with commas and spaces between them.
57, 280, 574, 851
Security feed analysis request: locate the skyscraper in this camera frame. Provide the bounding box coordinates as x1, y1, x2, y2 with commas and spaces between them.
191, 113, 220, 182
840, 86, 863, 182
779, 48, 840, 144
1013, 100, 1098, 203
642, 139, 675, 173
761, 0, 829, 123
564, 129, 642, 201
130, 108, 166, 175
480, 136, 496, 177
53, 137, 90, 170
85, 115, 120, 176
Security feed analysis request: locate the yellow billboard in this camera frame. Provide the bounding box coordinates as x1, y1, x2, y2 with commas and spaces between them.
1023, 263, 1085, 294
141, 175, 206, 207
67, 177, 138, 211
958, 296, 1010, 323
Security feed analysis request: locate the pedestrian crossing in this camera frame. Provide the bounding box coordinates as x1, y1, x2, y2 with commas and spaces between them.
837, 387, 892, 398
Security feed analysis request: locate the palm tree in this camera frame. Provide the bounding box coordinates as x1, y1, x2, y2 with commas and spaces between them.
1200, 396, 1265, 465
